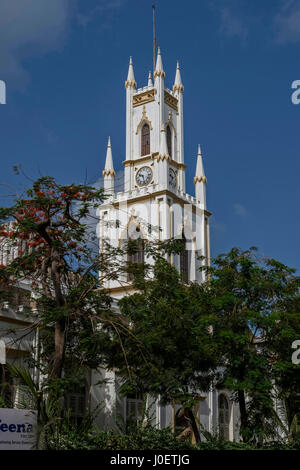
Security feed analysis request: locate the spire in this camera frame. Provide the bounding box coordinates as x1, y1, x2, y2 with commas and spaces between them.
148, 71, 153, 87
173, 61, 184, 93
125, 56, 137, 89
194, 144, 207, 184
158, 127, 169, 159
154, 47, 165, 79
103, 137, 115, 177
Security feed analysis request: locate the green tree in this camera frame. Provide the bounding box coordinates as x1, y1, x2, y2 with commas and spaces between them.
201, 247, 300, 442
0, 176, 126, 387
268, 294, 300, 438
102, 248, 219, 443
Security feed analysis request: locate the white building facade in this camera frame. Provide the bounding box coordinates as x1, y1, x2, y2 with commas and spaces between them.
92, 49, 240, 441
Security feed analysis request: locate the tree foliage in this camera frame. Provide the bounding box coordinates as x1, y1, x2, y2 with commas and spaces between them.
0, 176, 125, 385
0, 176, 299, 445
200, 247, 300, 442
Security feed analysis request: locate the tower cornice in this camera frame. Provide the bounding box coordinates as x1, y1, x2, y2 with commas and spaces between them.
122, 153, 186, 170
100, 188, 212, 216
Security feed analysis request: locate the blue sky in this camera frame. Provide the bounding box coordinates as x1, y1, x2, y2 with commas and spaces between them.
0, 0, 299, 271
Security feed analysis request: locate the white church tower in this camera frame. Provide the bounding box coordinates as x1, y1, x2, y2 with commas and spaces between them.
93, 48, 241, 440
98, 48, 211, 297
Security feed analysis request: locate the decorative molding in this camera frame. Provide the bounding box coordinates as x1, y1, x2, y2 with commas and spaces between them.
136, 105, 153, 134
153, 154, 186, 170
156, 154, 171, 162
102, 169, 116, 177
164, 91, 178, 111
172, 83, 184, 94
133, 89, 155, 107
193, 176, 207, 184
106, 190, 212, 217
122, 153, 156, 167
125, 80, 137, 89
153, 70, 165, 80
175, 162, 187, 170
123, 155, 185, 170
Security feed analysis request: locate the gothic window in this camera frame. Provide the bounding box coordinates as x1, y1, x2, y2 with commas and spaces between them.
180, 234, 189, 283
141, 123, 150, 156
166, 125, 172, 158
218, 394, 230, 441
127, 225, 144, 281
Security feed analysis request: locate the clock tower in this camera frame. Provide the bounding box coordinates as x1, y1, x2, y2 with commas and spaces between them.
98, 48, 211, 297
93, 47, 239, 440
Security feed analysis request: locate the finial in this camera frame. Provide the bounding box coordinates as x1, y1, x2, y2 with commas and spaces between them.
103, 136, 115, 177
125, 56, 137, 89
173, 60, 184, 93
148, 71, 153, 87
194, 144, 207, 184
154, 46, 165, 79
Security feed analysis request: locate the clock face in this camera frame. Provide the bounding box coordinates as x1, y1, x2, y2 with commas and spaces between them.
136, 166, 152, 187
169, 168, 177, 188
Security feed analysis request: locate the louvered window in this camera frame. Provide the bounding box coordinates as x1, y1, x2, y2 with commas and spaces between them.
141, 124, 150, 156
127, 237, 144, 281
166, 125, 172, 157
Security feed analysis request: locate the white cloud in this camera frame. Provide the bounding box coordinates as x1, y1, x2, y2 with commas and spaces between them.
0, 0, 126, 91
273, 0, 300, 43
76, 1, 123, 29
218, 7, 249, 42
234, 203, 247, 217
0, 0, 74, 91
208, 1, 249, 43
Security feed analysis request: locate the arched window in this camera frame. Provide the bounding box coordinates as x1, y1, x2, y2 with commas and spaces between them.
166, 125, 172, 158
127, 224, 144, 281
180, 234, 189, 283
141, 123, 150, 156
218, 394, 230, 440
